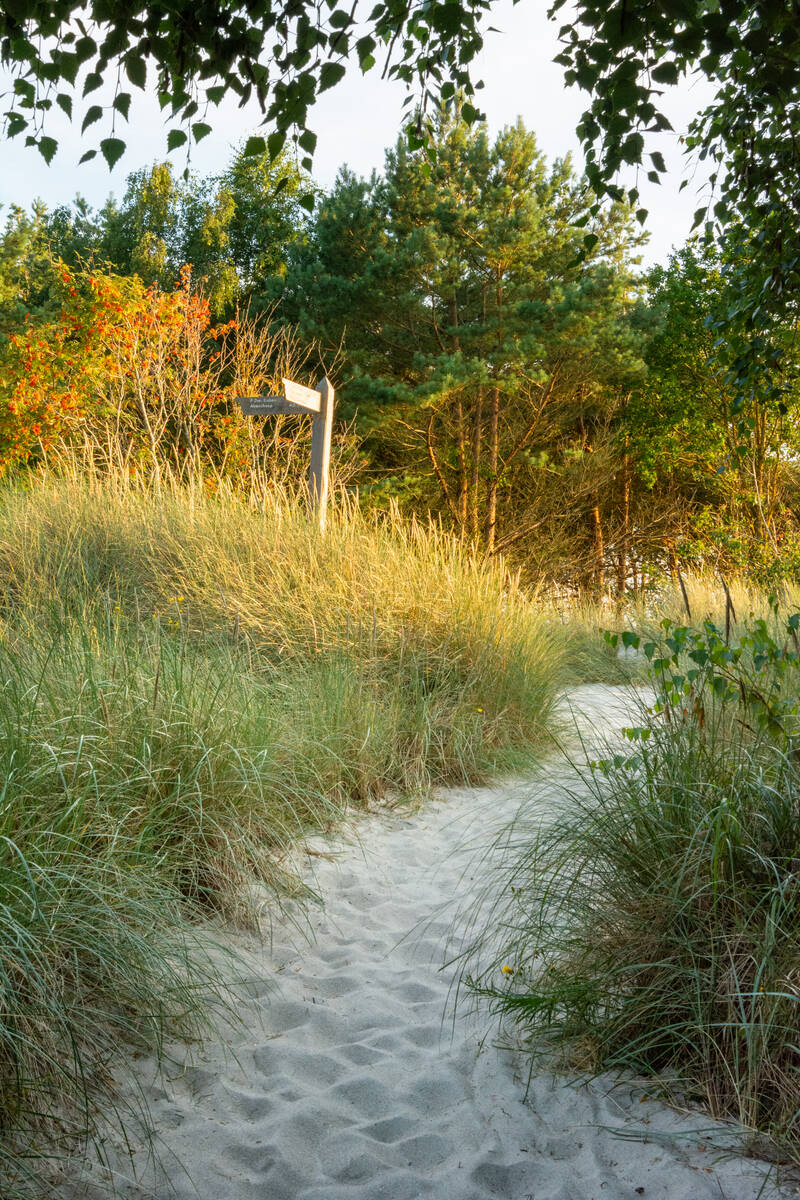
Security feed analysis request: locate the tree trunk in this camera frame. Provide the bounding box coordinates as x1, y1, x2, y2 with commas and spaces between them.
470, 388, 483, 542
590, 503, 604, 596
484, 385, 500, 553
615, 453, 630, 600
455, 399, 468, 531
667, 540, 679, 583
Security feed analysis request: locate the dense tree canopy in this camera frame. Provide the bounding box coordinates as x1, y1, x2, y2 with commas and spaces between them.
0, 142, 310, 321
2, 1, 798, 418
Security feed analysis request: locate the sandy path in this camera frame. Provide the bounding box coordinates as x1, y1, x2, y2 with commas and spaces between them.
65, 685, 788, 1200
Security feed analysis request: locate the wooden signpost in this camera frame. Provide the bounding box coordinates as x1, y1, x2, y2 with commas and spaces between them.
237, 376, 334, 532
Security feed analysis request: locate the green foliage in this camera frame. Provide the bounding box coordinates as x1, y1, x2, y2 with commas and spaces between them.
0, 146, 311, 321
623, 243, 800, 575
0, 202, 82, 339
219, 145, 315, 294
1, 0, 798, 381
552, 1, 800, 404
604, 606, 800, 749
0, 0, 489, 164
280, 111, 647, 568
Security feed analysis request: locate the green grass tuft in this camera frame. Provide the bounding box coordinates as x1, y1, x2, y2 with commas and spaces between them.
463, 613, 800, 1163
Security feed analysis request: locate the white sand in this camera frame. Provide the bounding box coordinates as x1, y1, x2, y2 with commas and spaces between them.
64, 685, 792, 1199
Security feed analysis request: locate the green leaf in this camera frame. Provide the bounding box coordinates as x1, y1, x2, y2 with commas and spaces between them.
113, 91, 131, 120
56, 93, 73, 118
319, 62, 346, 92
167, 128, 188, 151
125, 54, 146, 89
620, 131, 644, 164
83, 72, 103, 96
74, 35, 97, 63
299, 191, 315, 213
298, 128, 317, 154
37, 136, 58, 165
81, 104, 103, 133
243, 135, 267, 157
356, 35, 376, 66
192, 122, 212, 142
652, 61, 679, 84
100, 137, 126, 168
6, 113, 27, 137
267, 129, 285, 158
13, 79, 35, 106
79, 149, 97, 163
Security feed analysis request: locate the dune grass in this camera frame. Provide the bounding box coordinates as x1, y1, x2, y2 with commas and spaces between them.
0, 471, 566, 1195
462, 607, 800, 1164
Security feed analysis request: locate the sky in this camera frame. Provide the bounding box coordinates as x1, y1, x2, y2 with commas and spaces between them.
0, 1, 715, 265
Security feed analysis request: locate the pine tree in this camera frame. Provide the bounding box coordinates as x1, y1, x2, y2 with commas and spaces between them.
283, 112, 647, 557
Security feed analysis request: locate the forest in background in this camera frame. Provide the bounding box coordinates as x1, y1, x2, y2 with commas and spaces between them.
2, 110, 800, 594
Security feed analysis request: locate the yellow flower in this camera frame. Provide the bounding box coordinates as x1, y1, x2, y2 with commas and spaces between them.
501, 964, 514, 976
477, 707, 484, 713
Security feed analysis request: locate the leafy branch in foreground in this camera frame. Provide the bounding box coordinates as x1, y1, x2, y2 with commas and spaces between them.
0, 0, 490, 172
604, 605, 800, 749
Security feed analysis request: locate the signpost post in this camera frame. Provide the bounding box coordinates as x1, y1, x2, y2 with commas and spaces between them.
237, 376, 335, 533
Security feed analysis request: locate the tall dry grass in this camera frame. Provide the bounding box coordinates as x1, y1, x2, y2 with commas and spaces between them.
0, 469, 566, 1195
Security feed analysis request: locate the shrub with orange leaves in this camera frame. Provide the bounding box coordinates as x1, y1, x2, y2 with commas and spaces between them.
0, 261, 335, 490
0, 266, 117, 473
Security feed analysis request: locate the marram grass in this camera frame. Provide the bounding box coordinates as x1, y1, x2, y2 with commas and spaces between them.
0, 472, 566, 1195
461, 626, 800, 1166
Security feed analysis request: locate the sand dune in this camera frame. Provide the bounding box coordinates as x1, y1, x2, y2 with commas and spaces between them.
63, 685, 788, 1199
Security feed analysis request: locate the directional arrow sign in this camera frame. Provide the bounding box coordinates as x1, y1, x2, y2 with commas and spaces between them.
238, 395, 302, 416
237, 380, 322, 417
282, 378, 322, 413
234, 375, 334, 535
